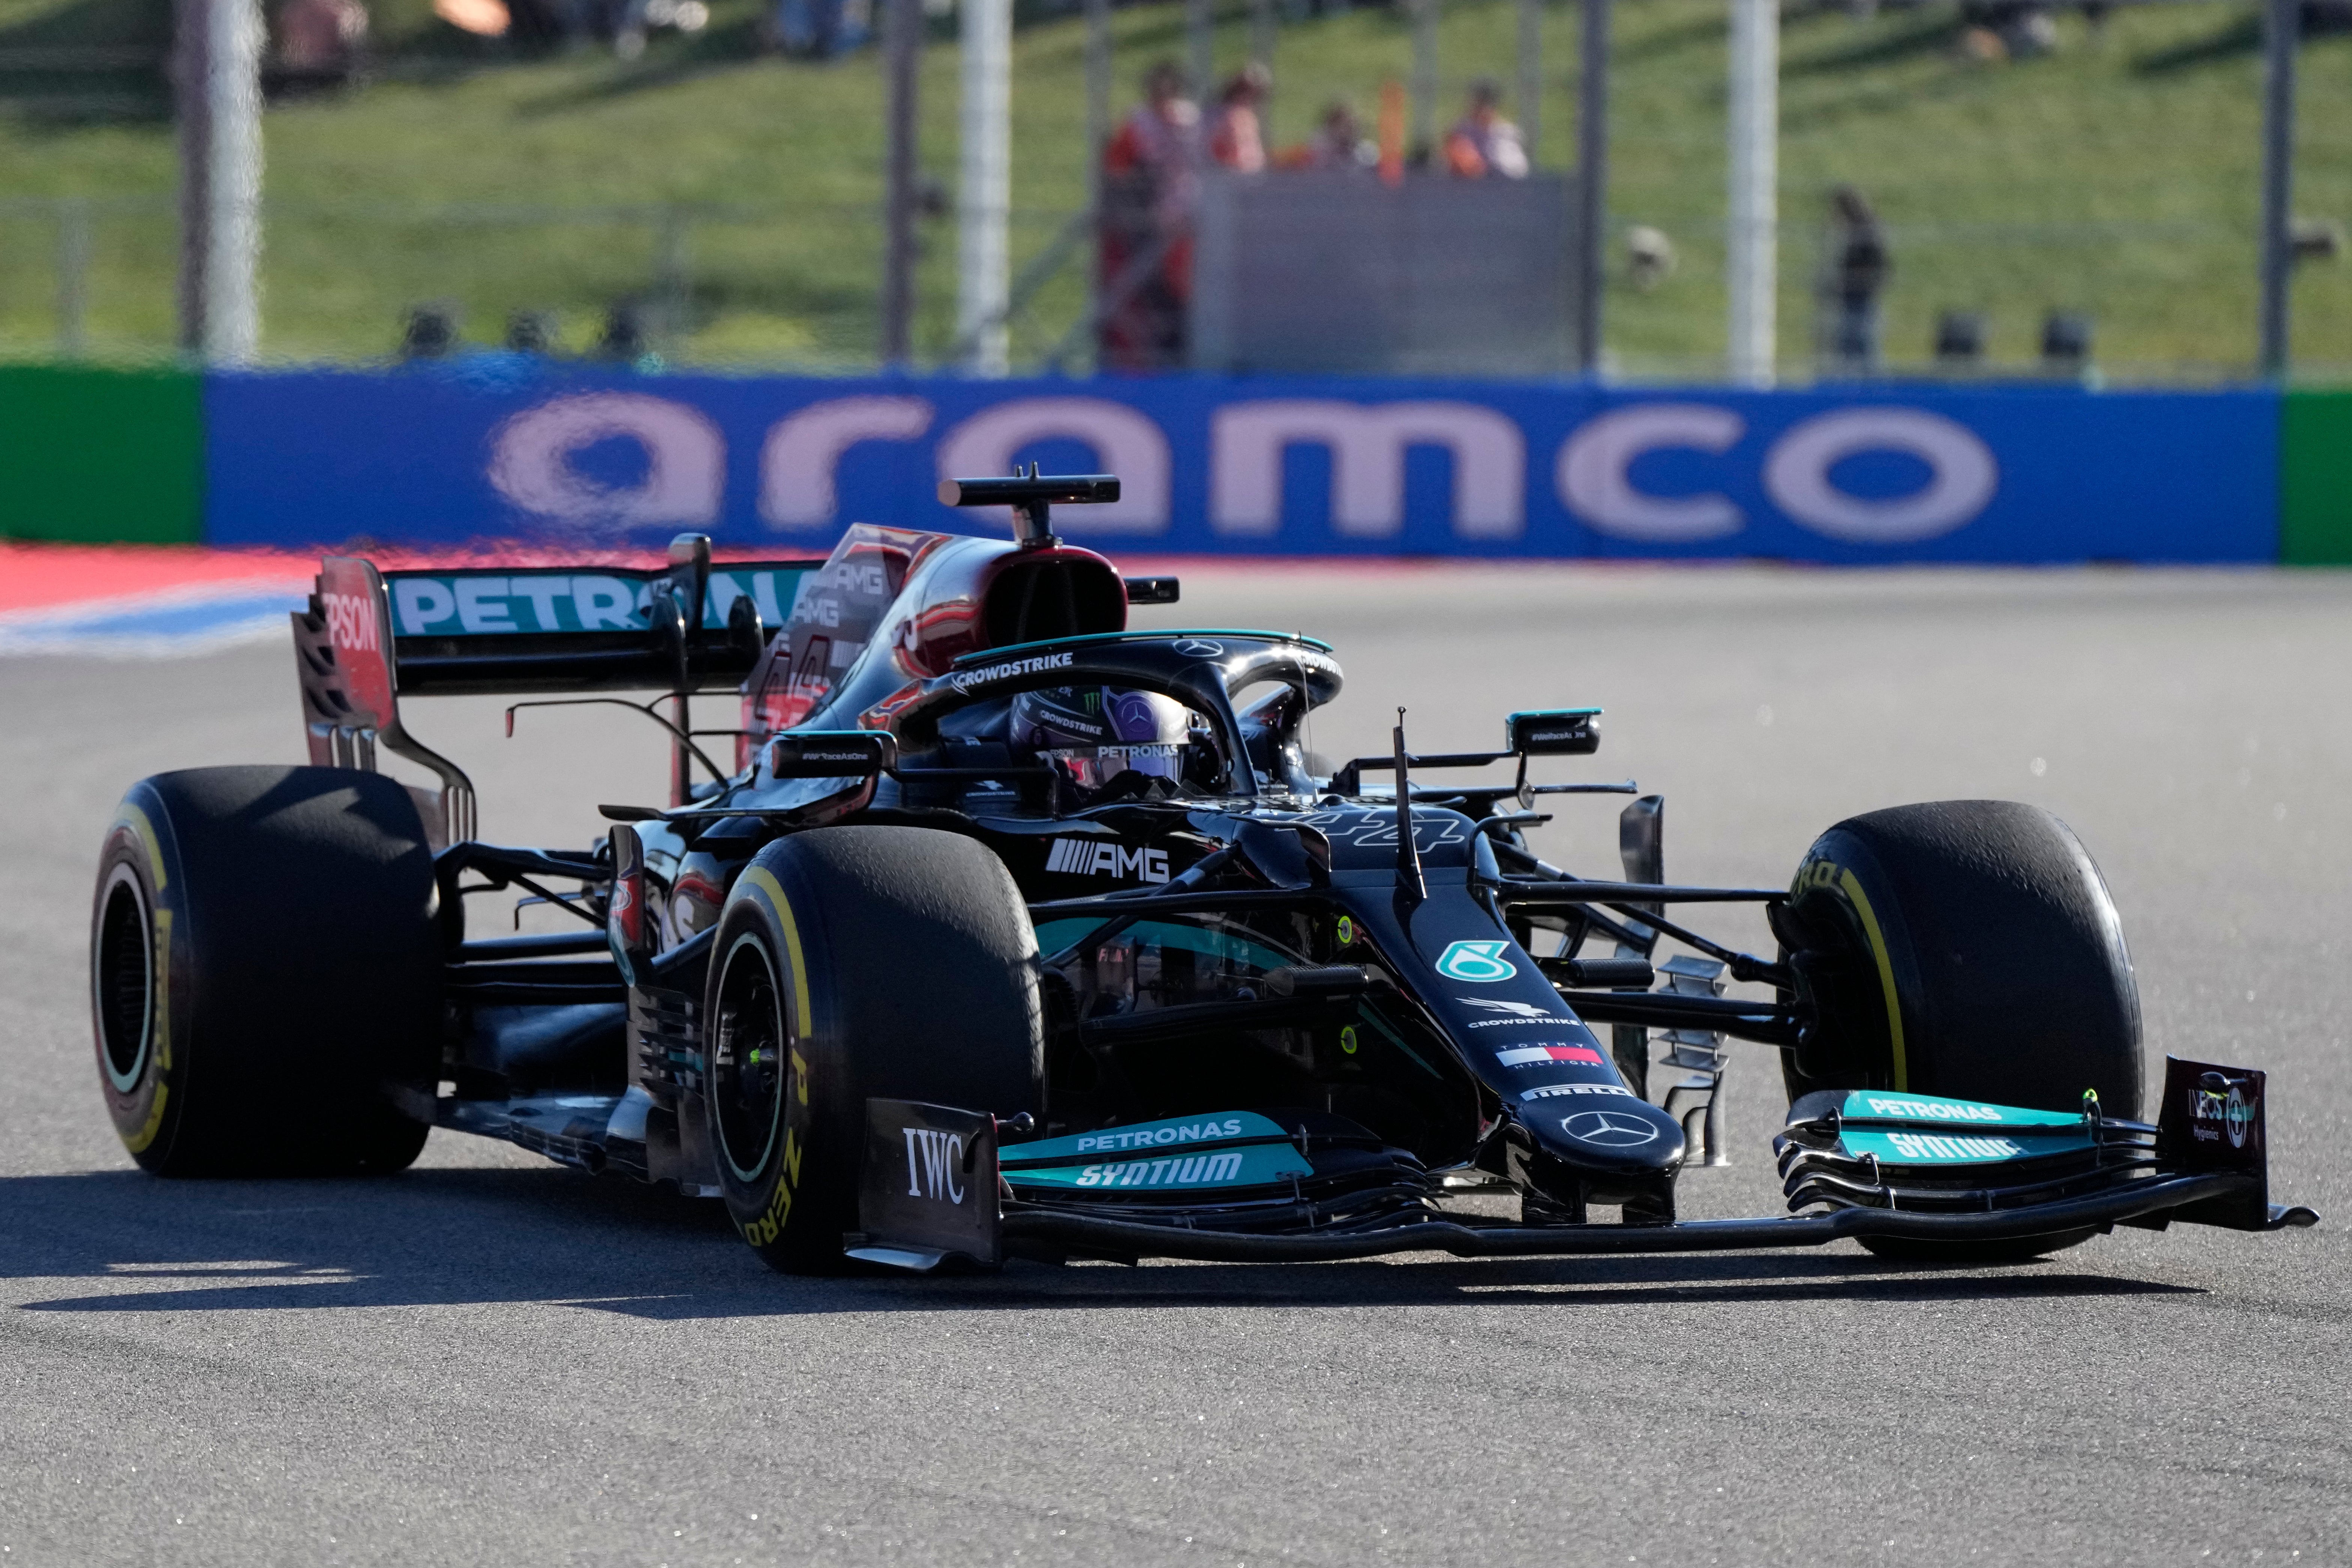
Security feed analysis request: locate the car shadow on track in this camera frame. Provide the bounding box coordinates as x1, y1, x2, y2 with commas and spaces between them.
0, 1167, 2207, 1320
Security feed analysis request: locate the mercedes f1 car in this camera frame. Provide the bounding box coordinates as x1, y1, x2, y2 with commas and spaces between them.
90, 472, 2317, 1272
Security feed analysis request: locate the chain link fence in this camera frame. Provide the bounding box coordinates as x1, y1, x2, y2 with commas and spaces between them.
0, 0, 2344, 379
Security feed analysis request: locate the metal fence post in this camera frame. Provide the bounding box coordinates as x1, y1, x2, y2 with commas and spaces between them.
1410, 0, 1439, 157
655, 204, 691, 350
57, 197, 92, 360
174, 0, 263, 362
2258, 0, 2297, 378
957, 0, 1012, 375
1574, 0, 1609, 374
1084, 0, 1111, 358
1724, 0, 1778, 388
1186, 0, 1213, 103
880, 0, 920, 366
1516, 0, 1542, 170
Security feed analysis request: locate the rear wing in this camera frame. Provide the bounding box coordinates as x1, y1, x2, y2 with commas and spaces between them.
292, 532, 820, 846
378, 556, 817, 697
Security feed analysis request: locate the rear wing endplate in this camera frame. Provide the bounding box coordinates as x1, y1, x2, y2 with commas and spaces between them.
293, 555, 479, 850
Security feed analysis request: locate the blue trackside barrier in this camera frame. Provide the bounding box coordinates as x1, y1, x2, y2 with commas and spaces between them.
203, 368, 2281, 563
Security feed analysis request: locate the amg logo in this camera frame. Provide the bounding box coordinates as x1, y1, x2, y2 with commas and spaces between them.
1044, 837, 1170, 883
901, 1127, 966, 1204
808, 561, 890, 597
1863, 1097, 2005, 1123
321, 591, 379, 653
1073, 1151, 1246, 1188
1884, 1131, 2022, 1163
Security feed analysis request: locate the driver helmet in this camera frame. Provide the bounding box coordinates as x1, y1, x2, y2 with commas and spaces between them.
1011, 686, 1198, 805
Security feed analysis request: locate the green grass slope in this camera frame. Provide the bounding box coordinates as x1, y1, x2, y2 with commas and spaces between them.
0, 0, 2344, 376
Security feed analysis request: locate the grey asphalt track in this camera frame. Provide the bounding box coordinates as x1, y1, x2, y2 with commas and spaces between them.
3, 564, 2348, 1567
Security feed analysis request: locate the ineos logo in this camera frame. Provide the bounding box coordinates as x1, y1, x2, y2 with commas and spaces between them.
1561, 1110, 1660, 1148
902, 1127, 966, 1203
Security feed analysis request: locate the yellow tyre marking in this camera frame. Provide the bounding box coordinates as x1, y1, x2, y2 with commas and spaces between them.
738, 867, 812, 1037
734, 866, 815, 1250
1837, 868, 1909, 1091
121, 909, 173, 1154
747, 1128, 798, 1246
117, 804, 166, 889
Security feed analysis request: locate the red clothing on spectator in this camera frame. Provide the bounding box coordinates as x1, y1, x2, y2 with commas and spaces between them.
1099, 99, 1199, 371
1206, 103, 1265, 173
278, 0, 368, 73
1444, 111, 1528, 179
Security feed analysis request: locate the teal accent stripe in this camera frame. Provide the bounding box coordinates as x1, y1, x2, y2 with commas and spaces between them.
951, 628, 1333, 668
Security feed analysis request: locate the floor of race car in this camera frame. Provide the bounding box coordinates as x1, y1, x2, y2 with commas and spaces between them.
3, 563, 2346, 1565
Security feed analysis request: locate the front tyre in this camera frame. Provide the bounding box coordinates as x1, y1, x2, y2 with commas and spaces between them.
92, 766, 441, 1176
1774, 799, 2142, 1261
706, 826, 1043, 1273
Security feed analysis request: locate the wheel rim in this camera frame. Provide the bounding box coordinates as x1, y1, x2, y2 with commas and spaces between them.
94, 865, 153, 1094
712, 931, 788, 1185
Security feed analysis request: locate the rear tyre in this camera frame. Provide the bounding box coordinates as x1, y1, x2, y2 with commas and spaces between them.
91, 766, 441, 1176
1774, 799, 2141, 1261
704, 826, 1043, 1274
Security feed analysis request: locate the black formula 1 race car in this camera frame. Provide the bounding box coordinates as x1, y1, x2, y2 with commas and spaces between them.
90, 472, 2317, 1272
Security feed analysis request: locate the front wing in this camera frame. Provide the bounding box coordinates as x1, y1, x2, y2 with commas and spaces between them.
845, 1057, 2319, 1272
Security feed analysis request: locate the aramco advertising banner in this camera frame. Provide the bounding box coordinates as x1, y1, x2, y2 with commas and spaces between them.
204, 370, 2280, 562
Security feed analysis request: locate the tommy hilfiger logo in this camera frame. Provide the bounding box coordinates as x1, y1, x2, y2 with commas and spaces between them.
1495, 1043, 1607, 1068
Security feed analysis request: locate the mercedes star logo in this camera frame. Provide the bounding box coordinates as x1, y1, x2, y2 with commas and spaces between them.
1174, 638, 1225, 659
1562, 1110, 1660, 1148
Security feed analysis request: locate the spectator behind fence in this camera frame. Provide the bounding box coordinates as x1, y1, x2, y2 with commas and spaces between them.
1207, 64, 1270, 174
1443, 78, 1527, 180
1821, 184, 1890, 372
274, 0, 367, 86
1099, 60, 1201, 371
1275, 101, 1376, 171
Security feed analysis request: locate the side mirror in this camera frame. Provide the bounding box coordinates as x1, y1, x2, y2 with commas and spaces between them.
1507, 708, 1601, 756
1123, 576, 1181, 605
726, 590, 768, 662
766, 730, 900, 778
1619, 794, 1663, 886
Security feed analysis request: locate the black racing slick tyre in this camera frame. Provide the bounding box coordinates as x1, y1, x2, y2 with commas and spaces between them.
703, 826, 1044, 1274
91, 766, 441, 1176
1773, 799, 2142, 1261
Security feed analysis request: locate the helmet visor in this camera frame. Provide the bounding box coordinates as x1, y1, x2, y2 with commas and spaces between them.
1040, 742, 1188, 795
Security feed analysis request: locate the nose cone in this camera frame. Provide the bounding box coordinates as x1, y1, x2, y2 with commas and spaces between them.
1527, 1095, 1686, 1175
